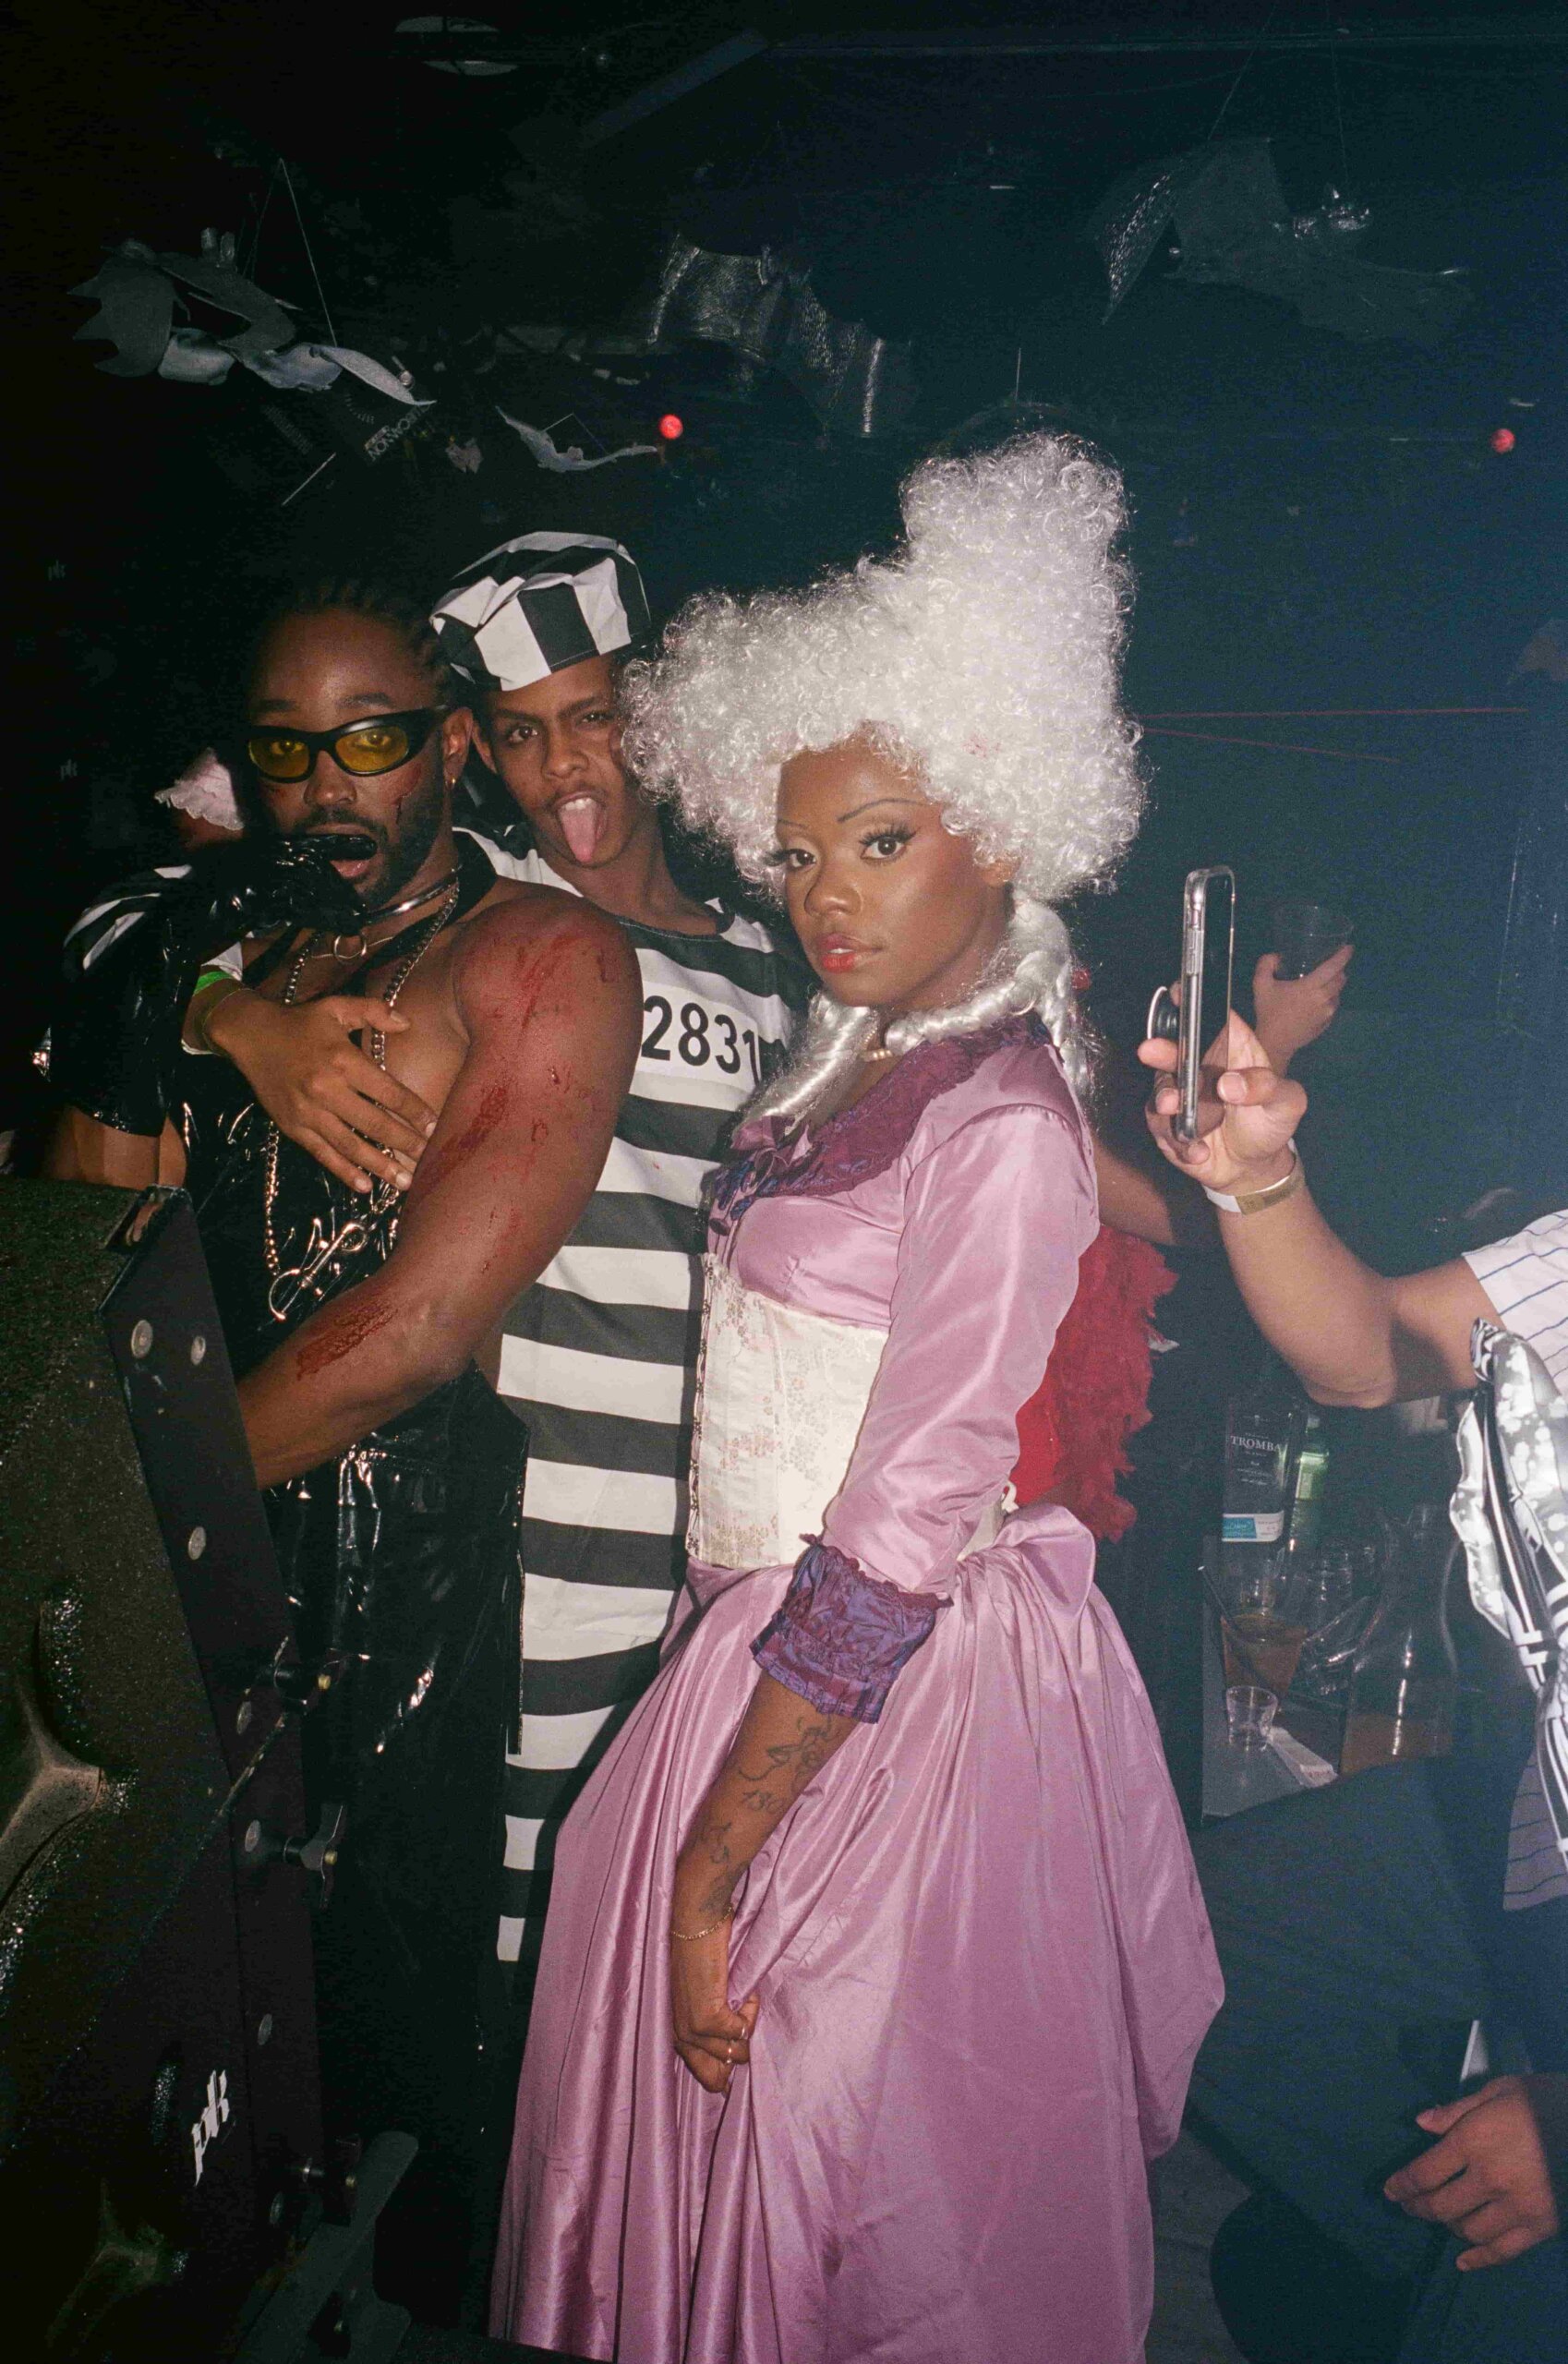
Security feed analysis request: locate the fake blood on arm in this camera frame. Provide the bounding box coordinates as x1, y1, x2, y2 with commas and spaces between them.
296, 1294, 398, 1379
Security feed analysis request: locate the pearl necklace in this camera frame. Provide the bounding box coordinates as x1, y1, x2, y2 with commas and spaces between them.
862, 1031, 904, 1064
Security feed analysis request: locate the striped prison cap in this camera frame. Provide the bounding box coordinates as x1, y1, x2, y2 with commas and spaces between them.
430, 530, 651, 694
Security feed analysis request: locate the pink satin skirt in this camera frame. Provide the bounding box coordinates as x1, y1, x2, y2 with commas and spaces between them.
490, 1502, 1221, 2364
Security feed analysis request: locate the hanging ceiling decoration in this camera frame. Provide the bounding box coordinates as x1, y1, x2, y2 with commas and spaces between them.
392, 16, 517, 78
1089, 139, 1470, 347
495, 409, 657, 471
71, 233, 430, 405
631, 235, 914, 439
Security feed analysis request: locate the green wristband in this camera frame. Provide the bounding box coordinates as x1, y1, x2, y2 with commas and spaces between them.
187, 969, 245, 1056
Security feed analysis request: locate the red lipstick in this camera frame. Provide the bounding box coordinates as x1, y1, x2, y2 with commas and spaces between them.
817, 935, 868, 974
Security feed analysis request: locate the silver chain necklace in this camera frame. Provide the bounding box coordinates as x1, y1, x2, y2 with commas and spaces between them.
312, 864, 458, 963
262, 877, 461, 1319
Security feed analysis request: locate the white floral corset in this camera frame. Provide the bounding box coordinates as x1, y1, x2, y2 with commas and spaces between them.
687, 1255, 888, 1570
688, 1256, 1013, 1573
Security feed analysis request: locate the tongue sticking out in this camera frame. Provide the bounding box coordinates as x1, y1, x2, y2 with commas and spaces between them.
557, 795, 606, 865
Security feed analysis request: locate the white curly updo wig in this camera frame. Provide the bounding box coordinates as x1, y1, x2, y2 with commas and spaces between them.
623, 432, 1143, 1114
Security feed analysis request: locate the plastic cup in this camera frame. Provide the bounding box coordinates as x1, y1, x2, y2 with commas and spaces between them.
1225, 1683, 1279, 1750
1272, 901, 1353, 982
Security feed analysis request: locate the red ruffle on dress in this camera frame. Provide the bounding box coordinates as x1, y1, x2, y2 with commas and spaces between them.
1012, 1224, 1175, 1541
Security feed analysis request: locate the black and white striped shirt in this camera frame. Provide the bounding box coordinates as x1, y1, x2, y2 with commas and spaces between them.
478, 840, 803, 1960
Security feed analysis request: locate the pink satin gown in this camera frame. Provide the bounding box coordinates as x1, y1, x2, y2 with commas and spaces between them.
491, 1019, 1222, 2364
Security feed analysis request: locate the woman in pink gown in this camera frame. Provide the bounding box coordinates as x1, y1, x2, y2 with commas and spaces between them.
491, 435, 1221, 2363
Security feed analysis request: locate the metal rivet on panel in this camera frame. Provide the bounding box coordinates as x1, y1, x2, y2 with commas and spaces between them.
187, 1526, 207, 1562
129, 1320, 153, 1358
189, 1334, 208, 1365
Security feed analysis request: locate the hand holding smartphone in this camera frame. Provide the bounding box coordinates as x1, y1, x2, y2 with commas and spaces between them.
1146, 865, 1236, 1142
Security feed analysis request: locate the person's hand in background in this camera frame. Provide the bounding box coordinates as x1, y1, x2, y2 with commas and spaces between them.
1384, 2073, 1567, 2272
1252, 943, 1352, 1075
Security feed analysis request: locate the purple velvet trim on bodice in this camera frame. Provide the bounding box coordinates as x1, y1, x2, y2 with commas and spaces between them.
752, 1539, 945, 1725
708, 1012, 1048, 1240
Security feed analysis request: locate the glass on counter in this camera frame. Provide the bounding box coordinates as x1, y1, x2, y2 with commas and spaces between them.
1340, 1504, 1458, 1776
1224, 1683, 1280, 1750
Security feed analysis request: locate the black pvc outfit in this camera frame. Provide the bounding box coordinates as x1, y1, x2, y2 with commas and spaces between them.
178, 846, 525, 2323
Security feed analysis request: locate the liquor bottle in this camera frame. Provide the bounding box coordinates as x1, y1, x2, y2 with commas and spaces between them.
1223, 1383, 1303, 1554
1221, 1380, 1307, 1693
1341, 1505, 1458, 1776
1286, 1411, 1330, 1562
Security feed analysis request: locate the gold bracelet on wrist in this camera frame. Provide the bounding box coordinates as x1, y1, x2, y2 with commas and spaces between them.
669, 1906, 735, 1943
1201, 1146, 1304, 1217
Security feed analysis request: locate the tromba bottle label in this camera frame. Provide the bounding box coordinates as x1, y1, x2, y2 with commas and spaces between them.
1222, 1507, 1286, 1543
1223, 1393, 1301, 1550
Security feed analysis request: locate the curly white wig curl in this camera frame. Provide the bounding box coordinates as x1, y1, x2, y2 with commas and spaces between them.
622, 432, 1143, 1109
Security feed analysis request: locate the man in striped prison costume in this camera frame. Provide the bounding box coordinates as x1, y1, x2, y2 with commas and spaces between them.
431, 535, 806, 1978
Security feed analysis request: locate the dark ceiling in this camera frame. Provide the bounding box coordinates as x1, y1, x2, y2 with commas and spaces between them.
7, 5, 1568, 1212
18, 6, 1568, 345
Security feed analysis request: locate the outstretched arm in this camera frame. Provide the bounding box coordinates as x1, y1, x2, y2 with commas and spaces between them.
1140, 1008, 1489, 1405
238, 903, 640, 1486
1092, 945, 1354, 1249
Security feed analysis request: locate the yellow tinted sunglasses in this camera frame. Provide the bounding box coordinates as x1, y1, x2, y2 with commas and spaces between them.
245, 708, 443, 784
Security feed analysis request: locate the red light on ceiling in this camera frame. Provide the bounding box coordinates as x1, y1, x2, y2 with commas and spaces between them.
657, 413, 685, 441
1490, 427, 1517, 454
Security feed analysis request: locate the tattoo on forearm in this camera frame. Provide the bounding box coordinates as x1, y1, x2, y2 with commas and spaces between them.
693, 1869, 737, 1923
787, 1713, 840, 1788
699, 1815, 733, 1871
682, 1707, 845, 1917
733, 1712, 838, 1813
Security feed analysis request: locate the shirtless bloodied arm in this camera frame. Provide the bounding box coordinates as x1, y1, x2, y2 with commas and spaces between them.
238, 899, 638, 1487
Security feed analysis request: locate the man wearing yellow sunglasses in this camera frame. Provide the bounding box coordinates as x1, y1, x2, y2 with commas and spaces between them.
44, 575, 642, 2325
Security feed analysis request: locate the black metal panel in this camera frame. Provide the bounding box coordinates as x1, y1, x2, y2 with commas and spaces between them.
101, 1190, 297, 1786
0, 1179, 324, 2355
0, 1182, 225, 2142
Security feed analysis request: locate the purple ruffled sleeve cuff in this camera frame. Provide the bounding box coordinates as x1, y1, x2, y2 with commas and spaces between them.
751, 1539, 944, 1725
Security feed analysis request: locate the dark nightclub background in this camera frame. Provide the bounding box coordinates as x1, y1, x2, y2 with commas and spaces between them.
7, 2, 1567, 1265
